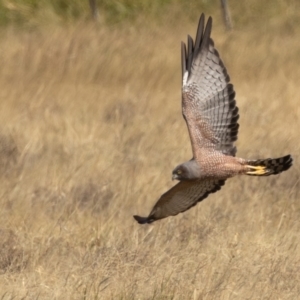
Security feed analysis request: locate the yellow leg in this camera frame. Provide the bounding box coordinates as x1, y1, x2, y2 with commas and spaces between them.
246, 165, 267, 175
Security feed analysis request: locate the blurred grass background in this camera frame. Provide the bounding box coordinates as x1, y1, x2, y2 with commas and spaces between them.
0, 0, 299, 28
0, 0, 299, 299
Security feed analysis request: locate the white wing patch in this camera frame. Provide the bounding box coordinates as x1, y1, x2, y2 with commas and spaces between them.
183, 71, 189, 86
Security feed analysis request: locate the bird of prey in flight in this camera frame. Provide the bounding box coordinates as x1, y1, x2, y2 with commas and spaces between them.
134, 14, 292, 224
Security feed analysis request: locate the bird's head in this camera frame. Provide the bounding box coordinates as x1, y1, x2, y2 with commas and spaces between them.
172, 165, 188, 180
172, 160, 201, 181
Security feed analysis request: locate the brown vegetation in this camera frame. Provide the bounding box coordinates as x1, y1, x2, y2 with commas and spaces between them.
0, 11, 299, 299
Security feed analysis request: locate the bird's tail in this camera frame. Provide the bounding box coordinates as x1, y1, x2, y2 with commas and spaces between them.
245, 154, 292, 176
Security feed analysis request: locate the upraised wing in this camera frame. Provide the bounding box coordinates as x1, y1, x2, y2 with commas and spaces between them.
181, 14, 239, 158
133, 179, 225, 224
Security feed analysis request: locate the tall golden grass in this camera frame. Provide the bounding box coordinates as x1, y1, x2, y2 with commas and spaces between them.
0, 11, 299, 299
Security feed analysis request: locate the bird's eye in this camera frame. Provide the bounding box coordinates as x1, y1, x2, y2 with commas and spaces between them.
177, 169, 182, 175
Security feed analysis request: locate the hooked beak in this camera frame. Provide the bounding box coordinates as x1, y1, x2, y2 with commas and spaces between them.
172, 173, 178, 181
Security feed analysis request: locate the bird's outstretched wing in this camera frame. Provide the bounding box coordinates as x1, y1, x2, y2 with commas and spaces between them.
181, 14, 239, 158
133, 179, 225, 224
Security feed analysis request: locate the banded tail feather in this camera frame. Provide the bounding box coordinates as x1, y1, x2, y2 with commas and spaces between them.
246, 155, 292, 176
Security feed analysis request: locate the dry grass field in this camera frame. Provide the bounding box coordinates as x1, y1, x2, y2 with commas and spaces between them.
0, 7, 299, 300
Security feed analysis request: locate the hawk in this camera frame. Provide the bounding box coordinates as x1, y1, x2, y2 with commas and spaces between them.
133, 14, 292, 224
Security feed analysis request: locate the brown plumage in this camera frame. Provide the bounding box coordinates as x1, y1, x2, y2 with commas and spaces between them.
133, 14, 293, 225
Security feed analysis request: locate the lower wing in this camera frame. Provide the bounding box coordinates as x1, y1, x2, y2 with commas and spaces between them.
134, 179, 225, 224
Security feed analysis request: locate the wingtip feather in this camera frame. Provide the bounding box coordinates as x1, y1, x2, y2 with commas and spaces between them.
133, 215, 151, 224
194, 14, 205, 51
198, 15, 212, 53
181, 42, 187, 80
187, 35, 194, 74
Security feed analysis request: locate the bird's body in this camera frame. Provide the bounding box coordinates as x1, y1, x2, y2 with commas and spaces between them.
173, 155, 244, 181
133, 14, 293, 225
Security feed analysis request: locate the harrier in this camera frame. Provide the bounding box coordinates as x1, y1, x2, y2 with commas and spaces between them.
134, 14, 292, 224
